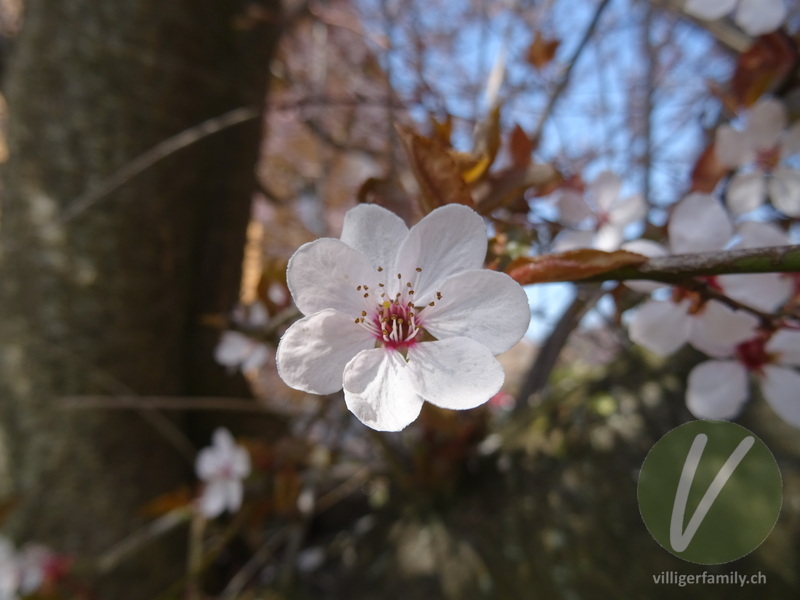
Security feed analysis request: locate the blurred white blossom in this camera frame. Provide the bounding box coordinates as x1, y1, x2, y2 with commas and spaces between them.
685, 0, 786, 36
715, 98, 800, 217
687, 328, 800, 427
196, 428, 251, 518
554, 171, 646, 252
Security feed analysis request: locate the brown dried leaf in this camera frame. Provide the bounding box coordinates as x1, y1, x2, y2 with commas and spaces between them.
731, 33, 796, 109
140, 487, 193, 517
509, 124, 534, 168
690, 141, 729, 193
428, 113, 453, 147
526, 31, 560, 69
397, 125, 474, 214
507, 249, 648, 285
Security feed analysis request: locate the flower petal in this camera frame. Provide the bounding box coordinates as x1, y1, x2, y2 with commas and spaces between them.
593, 223, 625, 251
287, 238, 377, 316
407, 337, 504, 410
420, 269, 530, 354
276, 309, 375, 395
628, 299, 692, 357
557, 190, 593, 227
340, 203, 409, 271
669, 193, 732, 254
686, 360, 749, 420
231, 446, 251, 478
213, 427, 236, 452
684, 0, 737, 20
393, 204, 487, 299
343, 348, 424, 431
553, 229, 596, 252
761, 365, 800, 427
780, 122, 800, 158
223, 480, 244, 513
715, 124, 751, 168
735, 220, 789, 248
735, 0, 787, 36
717, 273, 791, 312
196, 446, 222, 480
745, 98, 786, 149
726, 171, 766, 215
768, 167, 800, 217
589, 170, 622, 213
766, 329, 800, 367
199, 482, 228, 518
689, 300, 759, 357
214, 331, 255, 368
609, 193, 647, 227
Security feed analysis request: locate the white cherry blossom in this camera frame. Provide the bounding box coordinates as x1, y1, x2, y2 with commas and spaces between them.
684, 0, 786, 36
554, 171, 646, 252
276, 203, 531, 432
195, 428, 251, 518
214, 301, 271, 374
715, 98, 800, 217
687, 328, 800, 427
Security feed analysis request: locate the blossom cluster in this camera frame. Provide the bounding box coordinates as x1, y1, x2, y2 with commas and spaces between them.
546, 96, 800, 428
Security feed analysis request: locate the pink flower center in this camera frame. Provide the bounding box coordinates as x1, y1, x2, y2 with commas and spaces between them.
755, 145, 780, 173
352, 266, 442, 351
735, 336, 771, 375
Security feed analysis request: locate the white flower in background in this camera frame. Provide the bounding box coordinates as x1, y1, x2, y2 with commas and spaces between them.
214, 301, 271, 374
276, 203, 531, 432
628, 194, 757, 356
715, 98, 800, 217
554, 171, 646, 252
626, 194, 779, 356
15, 544, 55, 596
684, 0, 786, 36
687, 328, 800, 427
0, 537, 18, 600
196, 428, 251, 518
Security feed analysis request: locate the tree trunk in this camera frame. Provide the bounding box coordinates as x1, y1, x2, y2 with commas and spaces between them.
0, 1, 281, 596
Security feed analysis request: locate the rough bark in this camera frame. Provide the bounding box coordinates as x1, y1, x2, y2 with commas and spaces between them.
0, 1, 281, 596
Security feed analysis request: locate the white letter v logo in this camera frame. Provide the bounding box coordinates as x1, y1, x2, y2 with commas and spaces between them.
670, 433, 755, 552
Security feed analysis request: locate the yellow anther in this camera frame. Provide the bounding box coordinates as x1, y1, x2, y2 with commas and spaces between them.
416, 267, 422, 272
382, 301, 391, 309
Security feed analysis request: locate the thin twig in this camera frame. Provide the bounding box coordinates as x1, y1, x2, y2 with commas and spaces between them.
97, 508, 192, 574
61, 395, 271, 413
219, 528, 290, 600
59, 107, 260, 223
530, 0, 613, 143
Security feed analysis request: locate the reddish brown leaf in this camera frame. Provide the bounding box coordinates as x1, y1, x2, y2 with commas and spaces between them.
507, 249, 648, 284
526, 31, 560, 69
509, 123, 534, 168
428, 113, 453, 147
690, 141, 729, 193
731, 33, 797, 109
140, 487, 193, 517
397, 125, 475, 214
